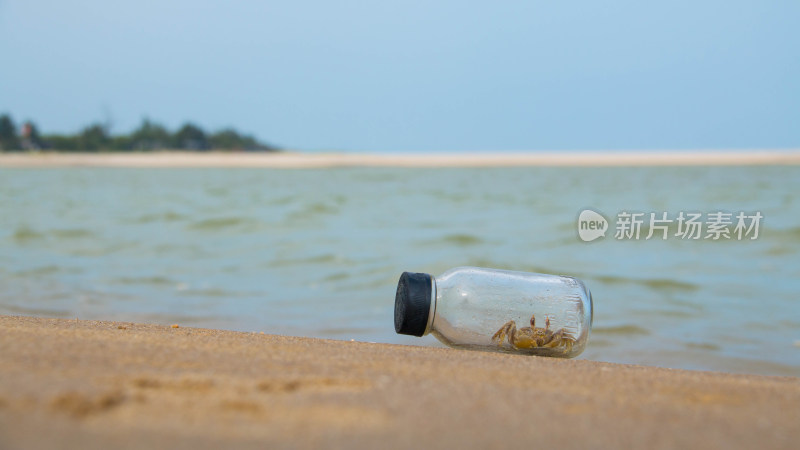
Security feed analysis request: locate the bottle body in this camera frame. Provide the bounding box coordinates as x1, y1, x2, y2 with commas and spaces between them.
397, 267, 592, 358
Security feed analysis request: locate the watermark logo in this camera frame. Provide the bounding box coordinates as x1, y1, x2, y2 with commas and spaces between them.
577, 209, 762, 241
577, 209, 609, 242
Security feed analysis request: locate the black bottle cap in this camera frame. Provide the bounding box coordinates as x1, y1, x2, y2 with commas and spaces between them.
394, 272, 433, 337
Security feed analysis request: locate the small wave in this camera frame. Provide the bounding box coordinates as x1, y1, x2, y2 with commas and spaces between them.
685, 342, 721, 351
11, 226, 45, 242
307, 202, 338, 214
177, 287, 239, 297
333, 276, 395, 291
133, 212, 186, 223
205, 187, 229, 197
187, 217, 256, 231
287, 202, 339, 221
648, 309, 696, 319
67, 243, 134, 257
0, 304, 73, 317
586, 338, 613, 348
430, 190, 471, 203
441, 233, 484, 246
592, 324, 650, 336
13, 227, 95, 242
322, 272, 350, 282
51, 228, 93, 239
268, 253, 354, 267
592, 274, 699, 292
15, 265, 80, 276
112, 276, 175, 286
778, 319, 800, 328
762, 246, 794, 256
269, 195, 297, 206
766, 226, 800, 240
462, 259, 562, 275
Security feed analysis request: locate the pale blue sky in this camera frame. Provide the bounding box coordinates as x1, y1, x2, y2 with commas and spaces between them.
1, 1, 798, 152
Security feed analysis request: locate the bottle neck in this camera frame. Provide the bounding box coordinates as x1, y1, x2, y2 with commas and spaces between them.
422, 277, 438, 335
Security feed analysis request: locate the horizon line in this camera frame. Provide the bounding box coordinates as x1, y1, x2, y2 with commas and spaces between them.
2, 149, 800, 168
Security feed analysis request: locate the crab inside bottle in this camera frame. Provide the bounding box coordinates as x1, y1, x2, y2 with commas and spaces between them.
394, 267, 592, 358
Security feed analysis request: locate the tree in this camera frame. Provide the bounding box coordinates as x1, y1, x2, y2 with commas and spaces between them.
44, 134, 80, 151
0, 114, 20, 151
0, 114, 281, 152
172, 123, 209, 150
209, 128, 257, 150
130, 118, 170, 150
78, 123, 111, 151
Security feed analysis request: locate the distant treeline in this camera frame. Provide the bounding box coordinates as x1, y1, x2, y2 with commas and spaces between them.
0, 114, 278, 152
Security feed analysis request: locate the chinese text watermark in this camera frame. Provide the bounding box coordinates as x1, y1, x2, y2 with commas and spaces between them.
577, 209, 762, 242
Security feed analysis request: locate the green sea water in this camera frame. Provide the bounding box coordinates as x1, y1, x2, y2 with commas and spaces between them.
1, 166, 799, 376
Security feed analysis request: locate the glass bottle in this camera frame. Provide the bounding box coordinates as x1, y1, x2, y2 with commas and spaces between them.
394, 266, 592, 358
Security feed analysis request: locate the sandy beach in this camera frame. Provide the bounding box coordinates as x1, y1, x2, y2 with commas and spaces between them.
0, 315, 798, 449
1, 150, 800, 168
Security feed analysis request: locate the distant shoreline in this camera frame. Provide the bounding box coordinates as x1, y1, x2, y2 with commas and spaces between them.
1, 150, 800, 168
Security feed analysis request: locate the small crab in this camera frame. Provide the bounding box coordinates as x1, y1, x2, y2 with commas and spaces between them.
491, 315, 574, 351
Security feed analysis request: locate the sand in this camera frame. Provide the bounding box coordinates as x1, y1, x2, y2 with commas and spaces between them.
1, 150, 800, 168
0, 315, 798, 449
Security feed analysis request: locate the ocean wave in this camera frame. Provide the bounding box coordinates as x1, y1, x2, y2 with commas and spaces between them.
685, 342, 721, 351
14, 265, 81, 276
132, 211, 186, 223
287, 202, 340, 221
50, 228, 93, 239
592, 324, 650, 336
11, 226, 45, 242
187, 216, 259, 231
0, 304, 73, 317
591, 275, 699, 292
111, 276, 175, 286
440, 233, 484, 246
266, 253, 355, 267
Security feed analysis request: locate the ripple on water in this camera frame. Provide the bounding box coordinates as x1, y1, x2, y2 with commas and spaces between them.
177, 287, 245, 297
765, 225, 800, 241
762, 246, 795, 256
132, 211, 186, 224
287, 202, 340, 221
267, 195, 297, 206
322, 272, 350, 282
14, 265, 82, 277
11, 226, 94, 242
11, 226, 45, 242
186, 217, 258, 231
441, 233, 484, 246
0, 304, 73, 317
266, 253, 354, 267
462, 259, 561, 275
685, 342, 721, 351
592, 274, 700, 292
417, 233, 485, 247
592, 324, 650, 336
50, 229, 93, 239
111, 276, 175, 286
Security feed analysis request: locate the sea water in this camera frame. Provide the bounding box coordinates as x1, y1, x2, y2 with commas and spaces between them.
1, 166, 798, 376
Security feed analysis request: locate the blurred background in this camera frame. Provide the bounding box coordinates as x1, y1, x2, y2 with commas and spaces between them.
2, 0, 798, 151
1, 1, 799, 376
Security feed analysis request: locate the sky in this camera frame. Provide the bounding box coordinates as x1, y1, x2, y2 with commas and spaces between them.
1, 0, 798, 152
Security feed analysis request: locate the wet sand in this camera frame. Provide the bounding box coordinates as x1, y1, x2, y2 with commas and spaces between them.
1, 150, 800, 167
0, 315, 798, 449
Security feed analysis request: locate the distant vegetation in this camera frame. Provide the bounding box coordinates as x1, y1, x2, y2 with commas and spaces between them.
0, 114, 278, 152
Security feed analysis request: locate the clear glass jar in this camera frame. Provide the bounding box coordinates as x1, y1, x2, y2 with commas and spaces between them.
394, 267, 592, 358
